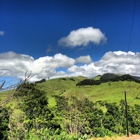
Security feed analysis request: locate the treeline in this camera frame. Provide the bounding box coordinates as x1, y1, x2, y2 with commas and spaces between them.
76, 79, 101, 86
0, 83, 140, 140
100, 73, 140, 83
76, 74, 140, 86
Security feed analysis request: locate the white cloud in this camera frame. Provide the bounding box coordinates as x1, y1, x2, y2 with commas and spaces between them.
76, 55, 92, 64
0, 31, 4, 36
0, 51, 140, 82
31, 53, 75, 74
0, 52, 75, 82
68, 51, 140, 77
58, 27, 107, 47
68, 63, 100, 77
95, 51, 140, 66
94, 51, 140, 75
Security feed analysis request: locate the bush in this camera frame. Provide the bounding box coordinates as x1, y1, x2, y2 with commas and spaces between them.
76, 79, 101, 86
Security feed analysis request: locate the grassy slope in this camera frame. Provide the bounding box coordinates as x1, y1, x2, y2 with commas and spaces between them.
0, 90, 11, 101
63, 81, 140, 106
37, 76, 86, 107
37, 76, 86, 95
0, 76, 140, 107
37, 76, 140, 107
1, 76, 139, 139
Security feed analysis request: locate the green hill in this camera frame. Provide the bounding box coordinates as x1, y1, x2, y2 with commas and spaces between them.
0, 74, 140, 139
36, 76, 86, 95
0, 74, 140, 107
36, 75, 140, 107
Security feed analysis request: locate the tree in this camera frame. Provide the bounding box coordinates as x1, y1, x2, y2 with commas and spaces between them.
0, 107, 9, 140
0, 70, 33, 139
0, 70, 33, 107
16, 83, 61, 139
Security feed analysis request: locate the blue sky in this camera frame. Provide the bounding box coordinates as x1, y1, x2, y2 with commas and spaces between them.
0, 0, 140, 83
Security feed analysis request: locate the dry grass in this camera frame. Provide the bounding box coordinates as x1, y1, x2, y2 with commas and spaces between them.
116, 135, 140, 140
88, 135, 140, 140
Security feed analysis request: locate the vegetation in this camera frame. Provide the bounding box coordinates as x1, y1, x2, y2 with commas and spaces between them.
0, 107, 9, 140
0, 74, 140, 139
76, 74, 140, 86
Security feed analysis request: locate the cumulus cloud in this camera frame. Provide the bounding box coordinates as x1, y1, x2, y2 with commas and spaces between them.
0, 52, 75, 82
94, 51, 140, 76
0, 31, 4, 36
31, 53, 75, 74
76, 55, 92, 64
58, 27, 107, 47
68, 63, 100, 77
0, 51, 140, 82
68, 51, 140, 77
95, 51, 140, 66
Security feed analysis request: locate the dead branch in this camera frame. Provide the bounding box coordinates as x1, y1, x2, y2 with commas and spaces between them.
0, 70, 34, 107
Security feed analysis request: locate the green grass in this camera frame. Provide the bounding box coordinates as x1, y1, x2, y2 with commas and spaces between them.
0, 90, 11, 101
0, 76, 140, 108
0, 89, 22, 109
37, 76, 86, 95
37, 77, 140, 107
48, 96, 56, 108
25, 80, 140, 106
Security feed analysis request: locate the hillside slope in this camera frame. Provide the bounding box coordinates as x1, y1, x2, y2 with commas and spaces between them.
37, 75, 140, 106
0, 75, 140, 107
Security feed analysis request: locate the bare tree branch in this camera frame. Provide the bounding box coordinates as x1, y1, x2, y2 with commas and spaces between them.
0, 81, 6, 89
0, 70, 34, 107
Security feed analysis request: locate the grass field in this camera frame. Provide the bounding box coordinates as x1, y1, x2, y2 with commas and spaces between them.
0, 76, 140, 107
37, 76, 140, 107
0, 75, 140, 140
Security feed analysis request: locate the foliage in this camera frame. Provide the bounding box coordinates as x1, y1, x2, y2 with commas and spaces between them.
0, 107, 9, 140
100, 73, 117, 82
0, 79, 140, 139
14, 83, 61, 139
76, 79, 101, 86
8, 112, 26, 140
55, 95, 140, 138
76, 73, 140, 87
100, 74, 140, 83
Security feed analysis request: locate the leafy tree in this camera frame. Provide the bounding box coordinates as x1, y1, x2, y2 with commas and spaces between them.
16, 83, 61, 138
54, 95, 92, 138
0, 107, 9, 140
100, 73, 117, 82
8, 112, 25, 140
76, 79, 101, 86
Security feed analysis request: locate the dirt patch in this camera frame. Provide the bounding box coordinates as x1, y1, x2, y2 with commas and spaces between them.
88, 135, 140, 140
116, 135, 140, 140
